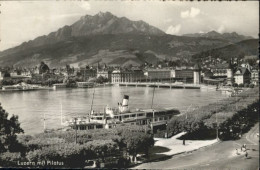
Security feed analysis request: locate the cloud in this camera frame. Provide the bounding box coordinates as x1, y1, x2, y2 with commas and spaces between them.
78, 2, 91, 11
181, 7, 200, 18
166, 24, 181, 35
217, 25, 225, 33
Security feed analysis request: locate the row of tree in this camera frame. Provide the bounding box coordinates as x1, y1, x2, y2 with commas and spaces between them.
167, 87, 259, 140
0, 109, 154, 169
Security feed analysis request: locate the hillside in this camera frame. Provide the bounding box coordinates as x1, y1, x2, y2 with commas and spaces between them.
0, 12, 165, 57
183, 31, 253, 43
0, 34, 232, 67
191, 39, 258, 62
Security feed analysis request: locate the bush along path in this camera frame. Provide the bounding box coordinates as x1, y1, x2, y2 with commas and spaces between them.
167, 87, 259, 140
0, 122, 154, 168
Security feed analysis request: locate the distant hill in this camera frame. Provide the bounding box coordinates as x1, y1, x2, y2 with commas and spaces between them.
183, 31, 253, 43
0, 12, 255, 67
191, 39, 258, 62
0, 34, 233, 67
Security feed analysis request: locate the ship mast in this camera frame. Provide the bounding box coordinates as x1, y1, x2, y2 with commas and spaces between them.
89, 83, 96, 119
151, 85, 156, 109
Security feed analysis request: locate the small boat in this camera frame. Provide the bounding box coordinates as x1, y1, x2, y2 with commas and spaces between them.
1, 82, 52, 92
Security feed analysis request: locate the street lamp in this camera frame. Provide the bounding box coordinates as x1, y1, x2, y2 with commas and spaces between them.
165, 122, 168, 138
74, 118, 78, 144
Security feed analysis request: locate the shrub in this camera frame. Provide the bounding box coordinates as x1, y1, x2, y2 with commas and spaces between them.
26, 143, 87, 168
238, 83, 244, 87
0, 152, 23, 167
249, 84, 255, 88
167, 88, 259, 140
244, 83, 249, 88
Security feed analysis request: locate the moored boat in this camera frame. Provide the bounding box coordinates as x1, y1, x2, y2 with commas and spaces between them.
64, 95, 180, 133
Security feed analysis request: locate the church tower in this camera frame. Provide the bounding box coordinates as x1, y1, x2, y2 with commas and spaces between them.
193, 63, 201, 84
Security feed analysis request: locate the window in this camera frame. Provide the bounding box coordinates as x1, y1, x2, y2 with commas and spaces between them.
138, 113, 144, 117
124, 115, 129, 118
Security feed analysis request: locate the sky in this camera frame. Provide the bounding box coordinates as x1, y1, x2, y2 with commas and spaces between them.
0, 1, 259, 51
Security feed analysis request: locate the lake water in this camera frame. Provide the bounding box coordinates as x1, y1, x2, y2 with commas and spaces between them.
0, 86, 228, 134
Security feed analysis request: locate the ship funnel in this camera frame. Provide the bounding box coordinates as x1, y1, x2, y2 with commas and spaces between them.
122, 95, 129, 106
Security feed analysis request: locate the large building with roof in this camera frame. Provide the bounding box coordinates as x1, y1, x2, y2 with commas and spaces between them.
210, 62, 234, 85
210, 63, 232, 77
111, 69, 145, 83
250, 67, 259, 85
234, 67, 251, 85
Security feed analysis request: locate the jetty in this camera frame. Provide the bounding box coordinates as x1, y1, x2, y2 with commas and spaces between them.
114, 82, 201, 89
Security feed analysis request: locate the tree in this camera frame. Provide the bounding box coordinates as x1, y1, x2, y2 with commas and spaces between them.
249, 84, 254, 88
244, 83, 249, 88
238, 83, 244, 88
0, 103, 24, 153
96, 76, 108, 84
120, 128, 154, 162
39, 61, 50, 74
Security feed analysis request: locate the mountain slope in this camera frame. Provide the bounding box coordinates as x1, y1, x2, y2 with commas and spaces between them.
0, 12, 165, 57
183, 31, 253, 43
0, 34, 232, 67
191, 39, 258, 62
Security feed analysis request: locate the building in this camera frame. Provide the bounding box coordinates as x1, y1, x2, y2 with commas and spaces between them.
144, 69, 171, 81
111, 69, 145, 83
97, 70, 112, 82
241, 62, 252, 72
193, 64, 201, 84
234, 67, 251, 85
79, 68, 97, 81
0, 71, 3, 80
211, 63, 230, 77
202, 70, 213, 78
250, 67, 259, 85
226, 62, 234, 85
210, 62, 234, 85
175, 69, 194, 83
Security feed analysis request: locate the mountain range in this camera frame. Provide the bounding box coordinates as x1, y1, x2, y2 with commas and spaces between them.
183, 31, 253, 43
0, 12, 257, 67
192, 39, 258, 62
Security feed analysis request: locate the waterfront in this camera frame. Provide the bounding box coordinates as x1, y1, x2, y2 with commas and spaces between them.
0, 86, 228, 134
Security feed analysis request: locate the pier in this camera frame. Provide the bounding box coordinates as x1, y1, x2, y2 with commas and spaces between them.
113, 82, 201, 89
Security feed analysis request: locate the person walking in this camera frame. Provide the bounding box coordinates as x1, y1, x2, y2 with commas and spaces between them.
245, 151, 248, 158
